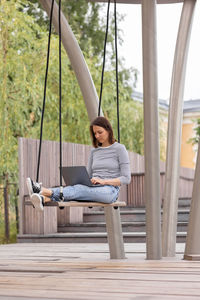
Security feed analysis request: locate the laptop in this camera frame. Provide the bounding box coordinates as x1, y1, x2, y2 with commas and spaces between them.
61, 166, 104, 187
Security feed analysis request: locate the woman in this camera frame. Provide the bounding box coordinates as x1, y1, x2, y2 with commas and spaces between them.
27, 116, 131, 211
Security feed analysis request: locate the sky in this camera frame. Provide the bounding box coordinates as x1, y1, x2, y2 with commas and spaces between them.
115, 1, 200, 101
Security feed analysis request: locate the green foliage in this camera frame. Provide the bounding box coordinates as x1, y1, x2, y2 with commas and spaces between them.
0, 0, 47, 179
188, 118, 200, 145
61, 0, 107, 57
91, 67, 144, 154
0, 222, 17, 244
0, 181, 18, 244
24, 0, 119, 59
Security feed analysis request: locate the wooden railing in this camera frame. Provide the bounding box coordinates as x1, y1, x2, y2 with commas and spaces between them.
127, 171, 194, 207
127, 173, 145, 207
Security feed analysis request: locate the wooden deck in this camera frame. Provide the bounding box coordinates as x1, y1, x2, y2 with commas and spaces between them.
0, 243, 200, 299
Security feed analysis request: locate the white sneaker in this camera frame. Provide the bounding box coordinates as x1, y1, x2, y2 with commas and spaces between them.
31, 193, 44, 212
26, 177, 42, 197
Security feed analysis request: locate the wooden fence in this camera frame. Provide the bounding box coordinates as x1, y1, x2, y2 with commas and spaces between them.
18, 137, 195, 234
127, 171, 194, 207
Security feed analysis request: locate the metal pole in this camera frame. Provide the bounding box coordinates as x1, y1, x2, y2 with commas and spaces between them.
15, 188, 19, 233
142, 0, 161, 260
162, 0, 196, 257
3, 174, 9, 241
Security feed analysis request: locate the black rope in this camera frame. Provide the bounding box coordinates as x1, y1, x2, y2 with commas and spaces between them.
36, 0, 54, 182
98, 0, 111, 117
114, 0, 120, 143
58, 0, 64, 200
98, 0, 120, 143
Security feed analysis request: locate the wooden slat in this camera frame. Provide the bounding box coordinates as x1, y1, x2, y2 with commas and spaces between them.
24, 205, 44, 234
46, 201, 126, 208
0, 243, 200, 300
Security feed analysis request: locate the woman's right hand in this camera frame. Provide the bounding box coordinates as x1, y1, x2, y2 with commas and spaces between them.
91, 177, 105, 185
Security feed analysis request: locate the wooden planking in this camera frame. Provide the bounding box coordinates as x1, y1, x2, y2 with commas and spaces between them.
128, 151, 144, 173
0, 243, 200, 299
127, 173, 145, 206
52, 201, 126, 207
184, 254, 200, 261
43, 207, 57, 234
24, 206, 44, 234
24, 205, 57, 234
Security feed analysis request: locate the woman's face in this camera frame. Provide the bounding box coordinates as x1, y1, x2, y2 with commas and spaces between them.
93, 125, 110, 146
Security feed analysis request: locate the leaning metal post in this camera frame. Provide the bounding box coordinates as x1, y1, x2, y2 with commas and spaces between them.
184, 136, 200, 260
162, 0, 196, 257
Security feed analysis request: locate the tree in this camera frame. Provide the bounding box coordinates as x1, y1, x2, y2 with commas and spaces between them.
188, 118, 200, 145
21, 0, 117, 58
0, 0, 48, 178
0, 0, 142, 177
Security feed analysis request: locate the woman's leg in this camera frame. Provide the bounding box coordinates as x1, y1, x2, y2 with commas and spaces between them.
40, 187, 53, 198
51, 184, 120, 204
26, 178, 52, 205
30, 184, 120, 212
42, 195, 51, 203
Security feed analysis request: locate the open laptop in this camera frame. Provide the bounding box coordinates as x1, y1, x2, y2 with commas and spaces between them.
61, 166, 104, 187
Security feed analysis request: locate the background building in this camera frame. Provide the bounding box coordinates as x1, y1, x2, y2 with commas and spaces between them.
133, 91, 200, 169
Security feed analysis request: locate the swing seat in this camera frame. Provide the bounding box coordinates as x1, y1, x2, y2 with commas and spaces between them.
19, 138, 127, 259
45, 200, 126, 208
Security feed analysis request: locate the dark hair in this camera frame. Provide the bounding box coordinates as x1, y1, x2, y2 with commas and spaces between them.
90, 116, 116, 148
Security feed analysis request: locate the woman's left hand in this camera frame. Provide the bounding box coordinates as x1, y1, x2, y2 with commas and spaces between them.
91, 177, 105, 185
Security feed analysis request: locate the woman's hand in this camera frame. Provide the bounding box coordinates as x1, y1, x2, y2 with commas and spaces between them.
91, 177, 121, 186
91, 177, 105, 185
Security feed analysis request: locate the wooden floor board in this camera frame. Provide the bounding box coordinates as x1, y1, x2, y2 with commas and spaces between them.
0, 243, 200, 299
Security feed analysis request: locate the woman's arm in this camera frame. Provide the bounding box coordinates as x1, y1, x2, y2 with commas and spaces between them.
87, 149, 93, 178
91, 177, 121, 186
117, 144, 131, 185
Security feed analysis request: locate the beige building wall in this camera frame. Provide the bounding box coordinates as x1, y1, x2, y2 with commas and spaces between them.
181, 113, 200, 169
135, 98, 200, 170
181, 121, 195, 168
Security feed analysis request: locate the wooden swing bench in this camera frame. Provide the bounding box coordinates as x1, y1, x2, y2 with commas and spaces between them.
18, 138, 127, 259
46, 200, 126, 209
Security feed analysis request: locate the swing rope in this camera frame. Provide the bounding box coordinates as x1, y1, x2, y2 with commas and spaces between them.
58, 0, 64, 200
36, 0, 54, 182
36, 0, 63, 200
98, 0, 110, 117
114, 0, 120, 143
98, 0, 120, 143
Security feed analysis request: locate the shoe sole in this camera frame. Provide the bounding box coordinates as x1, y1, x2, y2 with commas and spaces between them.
31, 194, 44, 212
26, 177, 33, 197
